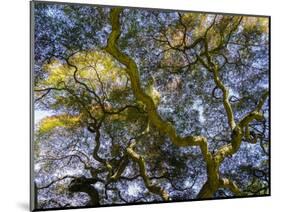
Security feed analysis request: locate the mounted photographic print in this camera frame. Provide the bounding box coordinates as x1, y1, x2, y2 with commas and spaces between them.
30, 0, 270, 211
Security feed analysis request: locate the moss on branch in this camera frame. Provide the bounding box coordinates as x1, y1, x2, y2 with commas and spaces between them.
127, 142, 170, 201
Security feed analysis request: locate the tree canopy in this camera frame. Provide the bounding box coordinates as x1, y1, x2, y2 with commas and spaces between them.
33, 2, 269, 210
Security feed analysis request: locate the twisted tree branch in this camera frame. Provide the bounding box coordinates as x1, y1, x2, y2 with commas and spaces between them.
126, 141, 170, 201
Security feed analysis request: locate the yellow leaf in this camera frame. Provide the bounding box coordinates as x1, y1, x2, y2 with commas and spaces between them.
38, 114, 81, 134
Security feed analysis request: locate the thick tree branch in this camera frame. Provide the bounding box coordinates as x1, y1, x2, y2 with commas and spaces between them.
87, 124, 106, 164
104, 8, 219, 200
104, 9, 269, 201
214, 91, 268, 164
197, 40, 268, 198
126, 141, 170, 201
212, 67, 236, 130
109, 155, 129, 181
240, 91, 269, 127
219, 178, 242, 196
104, 8, 211, 159
69, 177, 100, 206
